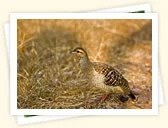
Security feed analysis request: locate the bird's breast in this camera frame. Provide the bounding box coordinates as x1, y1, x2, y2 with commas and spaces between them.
91, 69, 107, 90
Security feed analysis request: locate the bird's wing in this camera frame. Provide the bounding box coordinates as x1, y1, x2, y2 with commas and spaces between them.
92, 62, 128, 87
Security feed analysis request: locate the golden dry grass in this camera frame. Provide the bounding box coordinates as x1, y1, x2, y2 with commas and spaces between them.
17, 19, 152, 109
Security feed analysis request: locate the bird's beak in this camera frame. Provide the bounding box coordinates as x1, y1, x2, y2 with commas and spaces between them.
70, 49, 76, 54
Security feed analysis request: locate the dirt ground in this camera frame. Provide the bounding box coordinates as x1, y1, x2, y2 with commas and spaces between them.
17, 19, 152, 109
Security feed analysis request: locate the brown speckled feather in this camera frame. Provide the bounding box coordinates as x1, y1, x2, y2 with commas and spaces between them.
92, 62, 131, 94
71, 47, 135, 100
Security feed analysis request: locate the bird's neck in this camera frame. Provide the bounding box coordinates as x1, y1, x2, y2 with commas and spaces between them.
79, 56, 92, 72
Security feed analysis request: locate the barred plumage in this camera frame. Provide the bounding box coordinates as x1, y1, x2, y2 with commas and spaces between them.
93, 62, 131, 94
71, 47, 135, 102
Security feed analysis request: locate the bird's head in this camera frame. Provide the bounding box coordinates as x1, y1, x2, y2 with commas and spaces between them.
71, 47, 88, 59
71, 47, 91, 70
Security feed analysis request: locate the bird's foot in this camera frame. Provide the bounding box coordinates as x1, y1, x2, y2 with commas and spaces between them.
119, 95, 129, 102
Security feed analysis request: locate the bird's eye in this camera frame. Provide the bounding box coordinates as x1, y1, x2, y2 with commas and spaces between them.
77, 51, 80, 53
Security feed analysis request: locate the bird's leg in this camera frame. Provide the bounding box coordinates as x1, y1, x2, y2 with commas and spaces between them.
86, 93, 110, 108
100, 93, 111, 103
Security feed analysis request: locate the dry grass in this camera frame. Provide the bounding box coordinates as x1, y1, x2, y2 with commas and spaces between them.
17, 19, 152, 109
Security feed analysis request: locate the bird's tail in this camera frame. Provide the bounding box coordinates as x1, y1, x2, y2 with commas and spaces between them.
128, 91, 136, 100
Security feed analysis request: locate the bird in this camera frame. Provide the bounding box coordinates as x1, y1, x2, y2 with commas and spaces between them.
71, 47, 136, 102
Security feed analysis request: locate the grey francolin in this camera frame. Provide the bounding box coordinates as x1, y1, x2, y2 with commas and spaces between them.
71, 47, 135, 102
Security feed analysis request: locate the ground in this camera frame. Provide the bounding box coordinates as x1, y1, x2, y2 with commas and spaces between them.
17, 19, 152, 109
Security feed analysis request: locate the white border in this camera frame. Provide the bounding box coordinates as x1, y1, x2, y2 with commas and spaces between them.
6, 4, 162, 125
10, 13, 158, 115
90, 3, 151, 13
